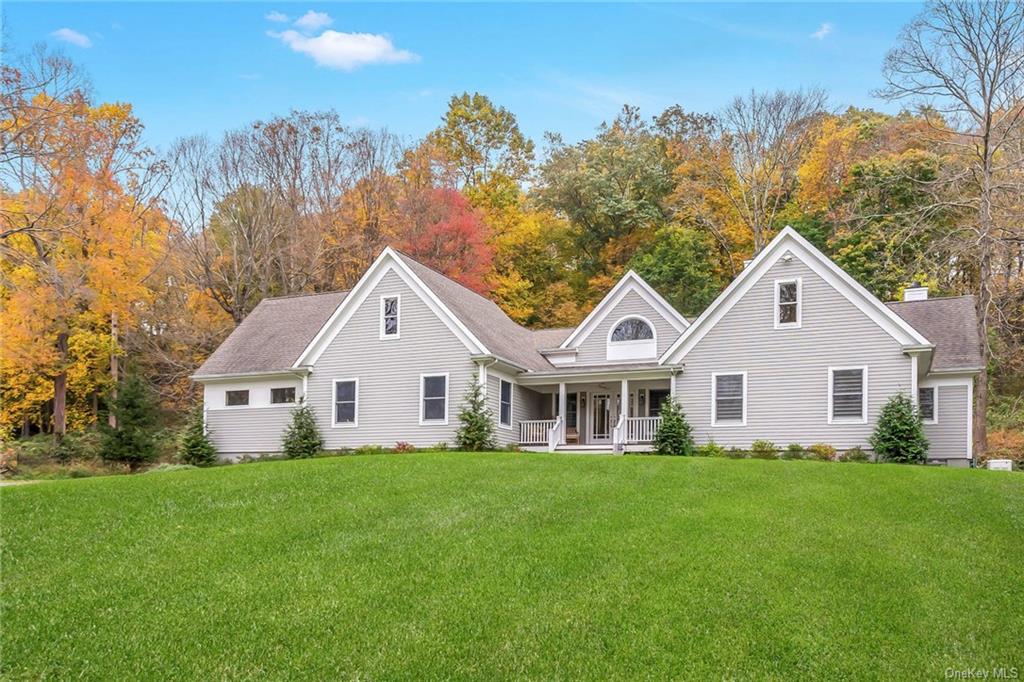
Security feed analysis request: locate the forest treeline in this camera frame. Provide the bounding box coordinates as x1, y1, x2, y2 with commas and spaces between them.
2, 1, 1023, 455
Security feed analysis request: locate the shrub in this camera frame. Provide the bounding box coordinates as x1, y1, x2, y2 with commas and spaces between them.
840, 446, 871, 463
750, 440, 778, 459
355, 444, 385, 455
726, 447, 748, 459
455, 380, 496, 451
101, 373, 159, 469
281, 402, 322, 459
806, 443, 837, 461
432, 442, 450, 451
782, 443, 805, 460
178, 406, 218, 466
695, 440, 727, 457
393, 441, 416, 454
653, 399, 694, 455
56, 429, 103, 463
870, 393, 929, 464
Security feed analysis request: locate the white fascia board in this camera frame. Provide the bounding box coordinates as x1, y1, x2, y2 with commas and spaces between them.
191, 369, 310, 382
293, 248, 488, 367
559, 271, 689, 350
660, 226, 931, 365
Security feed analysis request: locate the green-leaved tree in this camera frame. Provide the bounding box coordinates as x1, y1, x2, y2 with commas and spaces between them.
101, 373, 159, 469
179, 405, 217, 466
653, 399, 695, 456
870, 393, 929, 463
282, 401, 322, 459
455, 380, 496, 451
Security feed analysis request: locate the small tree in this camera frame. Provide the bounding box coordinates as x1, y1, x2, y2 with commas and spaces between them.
282, 401, 322, 459
870, 393, 929, 464
101, 373, 159, 469
653, 399, 694, 456
455, 380, 496, 451
179, 405, 217, 466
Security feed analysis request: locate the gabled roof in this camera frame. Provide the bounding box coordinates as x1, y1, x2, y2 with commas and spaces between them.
393, 252, 557, 371
660, 226, 932, 364
887, 296, 983, 372
559, 270, 689, 350
192, 291, 348, 378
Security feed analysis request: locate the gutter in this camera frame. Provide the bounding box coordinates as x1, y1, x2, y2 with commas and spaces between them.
190, 368, 311, 382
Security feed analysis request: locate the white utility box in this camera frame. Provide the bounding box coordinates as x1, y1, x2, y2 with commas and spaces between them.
986, 459, 1014, 471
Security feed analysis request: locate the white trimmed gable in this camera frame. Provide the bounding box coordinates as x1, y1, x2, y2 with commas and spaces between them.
558, 271, 689, 364
660, 226, 931, 364
293, 248, 489, 368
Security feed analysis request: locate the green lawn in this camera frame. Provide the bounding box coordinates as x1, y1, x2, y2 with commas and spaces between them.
3, 453, 1022, 679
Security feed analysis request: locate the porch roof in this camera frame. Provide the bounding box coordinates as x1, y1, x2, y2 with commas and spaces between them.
517, 362, 680, 385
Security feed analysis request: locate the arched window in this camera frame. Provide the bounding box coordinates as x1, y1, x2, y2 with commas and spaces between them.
610, 318, 653, 342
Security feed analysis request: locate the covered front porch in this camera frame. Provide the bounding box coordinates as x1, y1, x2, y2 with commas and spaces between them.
516, 365, 679, 452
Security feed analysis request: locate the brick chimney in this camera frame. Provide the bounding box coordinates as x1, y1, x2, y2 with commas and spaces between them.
903, 282, 929, 301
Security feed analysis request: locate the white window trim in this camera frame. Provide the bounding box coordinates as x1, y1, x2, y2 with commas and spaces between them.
711, 371, 747, 427
606, 315, 658, 346
332, 377, 359, 428
224, 389, 251, 409
498, 378, 514, 430
773, 277, 802, 329
918, 385, 938, 424
419, 372, 449, 425
269, 386, 298, 406
827, 366, 868, 424
379, 294, 400, 340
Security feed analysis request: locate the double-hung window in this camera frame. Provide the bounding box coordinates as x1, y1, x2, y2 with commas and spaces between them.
918, 386, 937, 423
829, 367, 867, 423
225, 390, 249, 407
381, 296, 400, 339
421, 374, 448, 424
774, 278, 801, 328
333, 379, 358, 426
499, 379, 513, 428
712, 373, 746, 425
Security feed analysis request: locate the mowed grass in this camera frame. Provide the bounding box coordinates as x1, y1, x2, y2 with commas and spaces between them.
2, 453, 1022, 679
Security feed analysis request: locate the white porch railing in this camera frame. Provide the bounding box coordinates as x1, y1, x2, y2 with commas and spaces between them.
547, 416, 563, 453
520, 419, 558, 445
625, 416, 661, 443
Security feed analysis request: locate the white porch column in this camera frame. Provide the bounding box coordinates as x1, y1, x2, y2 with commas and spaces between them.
558, 382, 567, 444
670, 369, 678, 400
620, 378, 629, 419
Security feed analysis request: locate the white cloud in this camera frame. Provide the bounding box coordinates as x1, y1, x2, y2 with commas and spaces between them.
293, 10, 333, 32
265, 11, 289, 23
269, 28, 418, 71
811, 22, 833, 40
50, 28, 92, 48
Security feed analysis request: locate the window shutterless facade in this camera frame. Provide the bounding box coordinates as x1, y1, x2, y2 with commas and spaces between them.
420, 374, 448, 424
225, 390, 249, 407
774, 278, 801, 329
380, 295, 400, 339
333, 379, 358, 427
499, 379, 513, 428
270, 387, 296, 404
712, 373, 746, 425
828, 367, 867, 423
918, 386, 937, 423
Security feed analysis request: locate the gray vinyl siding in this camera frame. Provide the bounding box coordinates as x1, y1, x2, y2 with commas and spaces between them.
923, 384, 971, 461
307, 269, 476, 449
488, 373, 545, 447
574, 290, 682, 363
674, 256, 914, 450
206, 407, 292, 456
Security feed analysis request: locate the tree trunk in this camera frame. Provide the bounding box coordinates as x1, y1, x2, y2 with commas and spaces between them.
108, 312, 119, 428
973, 241, 992, 460
53, 332, 69, 438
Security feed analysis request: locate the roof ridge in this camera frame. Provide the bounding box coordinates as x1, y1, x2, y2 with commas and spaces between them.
886, 294, 976, 305
261, 289, 350, 302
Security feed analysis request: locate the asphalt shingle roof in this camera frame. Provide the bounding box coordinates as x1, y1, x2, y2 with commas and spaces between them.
193, 291, 348, 377
886, 295, 983, 371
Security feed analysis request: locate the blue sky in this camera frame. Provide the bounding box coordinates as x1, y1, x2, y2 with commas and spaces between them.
6, 2, 923, 154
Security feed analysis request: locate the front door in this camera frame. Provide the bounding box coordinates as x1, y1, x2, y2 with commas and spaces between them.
590, 393, 612, 443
